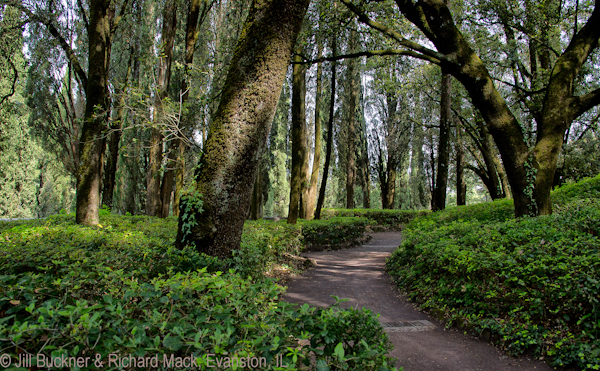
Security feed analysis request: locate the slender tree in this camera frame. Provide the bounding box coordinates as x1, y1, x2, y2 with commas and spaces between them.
315, 37, 337, 220
147, 0, 177, 217
432, 72, 451, 211
305, 41, 323, 220
345, 28, 359, 209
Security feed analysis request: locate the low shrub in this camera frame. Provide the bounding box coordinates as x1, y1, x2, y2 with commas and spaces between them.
299, 217, 368, 250
320, 209, 429, 230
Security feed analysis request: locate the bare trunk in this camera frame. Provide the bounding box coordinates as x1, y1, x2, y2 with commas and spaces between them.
456, 122, 466, 205
346, 29, 358, 209
315, 39, 337, 220
305, 44, 323, 220
102, 49, 133, 210
148, 0, 177, 217
175, 0, 310, 258
432, 72, 451, 211
288, 49, 309, 224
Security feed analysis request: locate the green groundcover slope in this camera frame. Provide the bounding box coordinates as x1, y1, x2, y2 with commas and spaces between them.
387, 175, 600, 370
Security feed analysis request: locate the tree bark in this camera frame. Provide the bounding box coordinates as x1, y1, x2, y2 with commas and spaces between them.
288, 49, 309, 224
250, 151, 266, 220
346, 28, 359, 209
76, 0, 113, 225
175, 0, 310, 258
432, 72, 451, 211
147, 0, 177, 217
456, 120, 466, 205
102, 48, 134, 210
305, 43, 323, 220
315, 39, 337, 220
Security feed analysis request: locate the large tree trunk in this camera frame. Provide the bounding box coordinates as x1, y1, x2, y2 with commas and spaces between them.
147, 0, 177, 217
394, 0, 600, 216
432, 72, 451, 211
315, 39, 337, 220
304, 43, 323, 220
345, 28, 359, 209
175, 0, 310, 257
288, 49, 309, 224
76, 0, 113, 225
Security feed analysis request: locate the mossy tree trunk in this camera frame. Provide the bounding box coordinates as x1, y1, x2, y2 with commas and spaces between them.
175, 0, 310, 258
288, 49, 309, 224
76, 0, 114, 225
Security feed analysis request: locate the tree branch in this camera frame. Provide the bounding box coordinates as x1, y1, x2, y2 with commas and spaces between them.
573, 87, 600, 119
0, 58, 18, 106
293, 48, 441, 65
4, 0, 88, 90
76, 0, 89, 31
111, 0, 130, 37
339, 0, 448, 64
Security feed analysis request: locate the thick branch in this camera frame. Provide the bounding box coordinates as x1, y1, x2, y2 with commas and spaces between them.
340, 0, 447, 63
572, 87, 600, 120
294, 48, 441, 65
77, 0, 89, 30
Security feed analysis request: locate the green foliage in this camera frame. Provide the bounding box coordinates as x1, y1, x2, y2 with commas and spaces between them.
386, 177, 600, 369
1, 213, 396, 370
560, 135, 600, 183
285, 299, 397, 370
179, 187, 204, 245
551, 174, 600, 205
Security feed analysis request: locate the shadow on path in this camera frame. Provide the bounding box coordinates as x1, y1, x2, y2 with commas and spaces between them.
282, 232, 552, 371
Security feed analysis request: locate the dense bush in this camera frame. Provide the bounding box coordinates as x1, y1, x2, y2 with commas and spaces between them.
1, 213, 397, 370
320, 209, 429, 229
387, 176, 600, 370
299, 217, 369, 250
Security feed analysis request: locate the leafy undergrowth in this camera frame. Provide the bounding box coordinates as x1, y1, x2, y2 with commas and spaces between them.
321, 208, 429, 230
387, 175, 600, 370
1, 214, 398, 370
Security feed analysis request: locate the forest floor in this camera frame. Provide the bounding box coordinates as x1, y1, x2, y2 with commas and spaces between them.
282, 232, 555, 371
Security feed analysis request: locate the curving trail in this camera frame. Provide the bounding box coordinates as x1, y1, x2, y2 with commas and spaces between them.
282, 232, 554, 371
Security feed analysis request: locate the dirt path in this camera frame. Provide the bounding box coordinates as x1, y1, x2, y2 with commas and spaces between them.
282, 232, 552, 371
